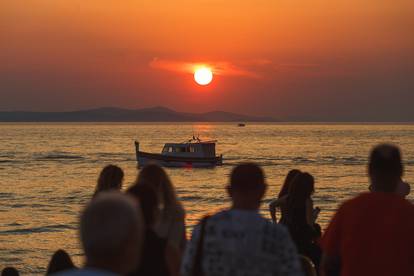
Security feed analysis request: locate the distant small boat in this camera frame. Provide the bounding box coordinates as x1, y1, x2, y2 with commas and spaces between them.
238, 123, 246, 127
135, 136, 223, 168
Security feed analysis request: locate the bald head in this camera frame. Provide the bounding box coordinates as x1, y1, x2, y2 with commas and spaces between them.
369, 144, 403, 192
80, 192, 144, 274
230, 163, 266, 191
228, 163, 266, 210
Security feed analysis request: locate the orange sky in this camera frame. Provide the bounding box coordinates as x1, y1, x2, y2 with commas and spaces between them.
1, 0, 414, 120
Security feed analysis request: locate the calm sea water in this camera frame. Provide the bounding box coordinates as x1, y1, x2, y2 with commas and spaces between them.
1, 123, 414, 274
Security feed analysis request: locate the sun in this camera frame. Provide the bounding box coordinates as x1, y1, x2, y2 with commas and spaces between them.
194, 67, 213, 86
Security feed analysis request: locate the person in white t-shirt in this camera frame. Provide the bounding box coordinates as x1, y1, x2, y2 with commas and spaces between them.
181, 163, 303, 276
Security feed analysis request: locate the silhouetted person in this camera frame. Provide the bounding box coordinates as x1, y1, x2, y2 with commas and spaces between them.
321, 144, 414, 276
181, 163, 302, 276
282, 172, 321, 271
46, 249, 77, 275
1, 267, 19, 276
269, 169, 301, 223
55, 192, 144, 276
127, 183, 180, 276
136, 164, 186, 251
93, 165, 124, 197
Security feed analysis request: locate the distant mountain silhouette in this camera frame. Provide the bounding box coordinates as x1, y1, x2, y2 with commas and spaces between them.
0, 107, 276, 122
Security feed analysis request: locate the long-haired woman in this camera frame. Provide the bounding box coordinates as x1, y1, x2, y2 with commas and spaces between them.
268, 169, 301, 223
282, 172, 321, 271
93, 165, 124, 197
136, 164, 186, 251
126, 183, 180, 276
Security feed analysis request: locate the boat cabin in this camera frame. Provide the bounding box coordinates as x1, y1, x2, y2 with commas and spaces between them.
162, 142, 216, 158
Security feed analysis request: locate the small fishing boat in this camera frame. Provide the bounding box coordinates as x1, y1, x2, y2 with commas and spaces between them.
135, 136, 223, 168
238, 123, 246, 127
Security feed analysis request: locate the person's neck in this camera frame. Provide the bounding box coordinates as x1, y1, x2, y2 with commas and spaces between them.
371, 189, 395, 194
371, 182, 397, 193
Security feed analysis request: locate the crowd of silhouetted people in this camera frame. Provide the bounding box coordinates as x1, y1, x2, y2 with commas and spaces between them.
2, 143, 414, 276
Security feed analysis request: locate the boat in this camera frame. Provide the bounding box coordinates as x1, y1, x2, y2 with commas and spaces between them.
238, 123, 246, 127
134, 136, 223, 168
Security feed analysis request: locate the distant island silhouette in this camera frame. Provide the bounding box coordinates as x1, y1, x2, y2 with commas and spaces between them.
0, 106, 277, 122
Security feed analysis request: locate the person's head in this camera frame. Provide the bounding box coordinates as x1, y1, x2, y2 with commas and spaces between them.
368, 144, 403, 193
126, 183, 159, 227
94, 165, 124, 197
278, 169, 301, 198
1, 267, 19, 276
80, 192, 144, 275
46, 249, 76, 275
137, 164, 179, 211
227, 163, 266, 210
287, 172, 315, 209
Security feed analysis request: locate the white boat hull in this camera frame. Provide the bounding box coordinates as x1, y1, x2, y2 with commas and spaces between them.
135, 141, 223, 168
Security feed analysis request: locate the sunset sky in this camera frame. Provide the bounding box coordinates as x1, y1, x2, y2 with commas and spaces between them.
1, 0, 413, 120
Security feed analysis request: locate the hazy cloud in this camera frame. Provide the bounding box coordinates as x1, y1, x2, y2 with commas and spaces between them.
149, 58, 272, 78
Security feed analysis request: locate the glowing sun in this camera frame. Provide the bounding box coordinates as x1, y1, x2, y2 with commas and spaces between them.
194, 67, 213, 85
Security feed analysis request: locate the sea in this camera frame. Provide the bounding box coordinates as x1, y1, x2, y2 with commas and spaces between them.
1, 123, 414, 274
